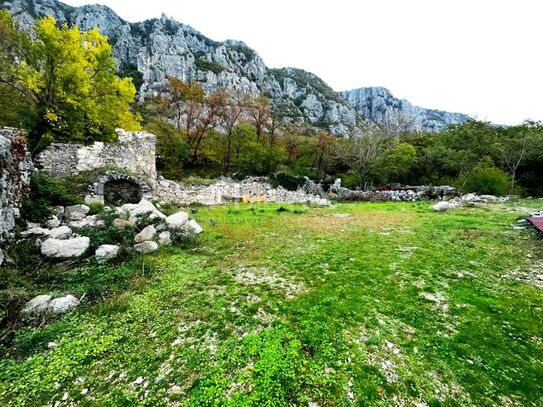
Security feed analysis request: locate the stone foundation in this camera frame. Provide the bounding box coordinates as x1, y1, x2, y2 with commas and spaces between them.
0, 128, 34, 239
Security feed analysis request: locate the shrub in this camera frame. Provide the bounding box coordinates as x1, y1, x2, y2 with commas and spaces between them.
458, 157, 512, 196
22, 174, 82, 222
270, 172, 306, 191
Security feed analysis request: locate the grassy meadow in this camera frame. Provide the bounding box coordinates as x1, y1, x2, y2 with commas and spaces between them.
1, 201, 542, 406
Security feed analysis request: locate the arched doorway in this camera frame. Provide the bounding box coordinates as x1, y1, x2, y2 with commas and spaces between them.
104, 179, 142, 206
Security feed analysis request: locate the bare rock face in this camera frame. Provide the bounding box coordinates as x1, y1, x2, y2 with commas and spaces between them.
339, 87, 470, 132
1, 0, 362, 136
41, 236, 90, 259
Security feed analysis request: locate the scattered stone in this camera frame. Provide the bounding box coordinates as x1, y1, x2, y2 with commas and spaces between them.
158, 231, 171, 246
41, 236, 90, 259
134, 241, 159, 254
46, 216, 61, 229
95, 245, 120, 263
184, 219, 203, 235
50, 295, 79, 313
432, 200, 460, 212
120, 199, 165, 221
166, 211, 189, 230
69, 215, 105, 229
64, 204, 90, 221
135, 225, 156, 243
47, 341, 58, 350
22, 294, 52, 313
113, 218, 135, 230
49, 226, 72, 240
21, 227, 51, 238
169, 385, 182, 394
132, 376, 145, 385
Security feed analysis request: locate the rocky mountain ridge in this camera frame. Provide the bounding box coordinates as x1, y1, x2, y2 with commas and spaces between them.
340, 87, 470, 132
2, 0, 470, 134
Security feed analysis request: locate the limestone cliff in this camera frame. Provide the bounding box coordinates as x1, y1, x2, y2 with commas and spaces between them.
340, 87, 470, 132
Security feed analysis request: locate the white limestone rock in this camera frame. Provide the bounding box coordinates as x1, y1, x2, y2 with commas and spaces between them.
184, 219, 203, 235
134, 225, 156, 243
46, 216, 61, 229
49, 226, 72, 240
64, 204, 90, 221
41, 237, 90, 259
432, 200, 460, 212
134, 241, 159, 254
50, 295, 79, 313
69, 215, 105, 229
120, 199, 166, 221
158, 231, 171, 246
21, 227, 51, 238
166, 212, 189, 230
22, 294, 52, 313
113, 218, 136, 230
95, 244, 120, 263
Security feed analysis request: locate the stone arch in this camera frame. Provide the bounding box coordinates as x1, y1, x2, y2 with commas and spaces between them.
92, 173, 153, 206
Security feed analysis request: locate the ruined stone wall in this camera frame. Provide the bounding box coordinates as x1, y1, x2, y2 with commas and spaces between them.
155, 177, 330, 206
35, 129, 157, 183
0, 128, 34, 239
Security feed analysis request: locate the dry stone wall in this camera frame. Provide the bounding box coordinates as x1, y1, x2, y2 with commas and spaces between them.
155, 177, 330, 206
0, 127, 34, 239
35, 129, 157, 182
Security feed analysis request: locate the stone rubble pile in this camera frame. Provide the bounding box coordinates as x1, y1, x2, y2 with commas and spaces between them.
18, 198, 203, 315
328, 179, 457, 202
431, 193, 510, 212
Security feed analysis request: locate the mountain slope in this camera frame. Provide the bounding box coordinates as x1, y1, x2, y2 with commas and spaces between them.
340, 87, 470, 132
2, 0, 362, 136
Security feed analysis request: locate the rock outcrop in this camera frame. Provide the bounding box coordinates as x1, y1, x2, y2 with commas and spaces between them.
340, 87, 470, 132
0, 127, 33, 240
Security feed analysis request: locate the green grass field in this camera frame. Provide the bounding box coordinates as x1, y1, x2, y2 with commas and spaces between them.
1, 201, 542, 406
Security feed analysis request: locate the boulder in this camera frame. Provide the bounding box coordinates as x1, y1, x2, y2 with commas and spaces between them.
50, 295, 79, 313
64, 204, 90, 221
166, 211, 189, 230
22, 294, 52, 313
158, 231, 171, 246
134, 241, 158, 254
461, 193, 481, 203
135, 225, 156, 243
185, 219, 203, 235
46, 216, 61, 229
432, 200, 460, 212
95, 244, 120, 263
49, 226, 72, 240
21, 227, 51, 238
120, 199, 165, 221
41, 236, 90, 259
113, 218, 136, 230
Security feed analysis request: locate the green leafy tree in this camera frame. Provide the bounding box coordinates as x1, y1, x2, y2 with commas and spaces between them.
457, 156, 512, 195
0, 11, 141, 152
373, 142, 417, 184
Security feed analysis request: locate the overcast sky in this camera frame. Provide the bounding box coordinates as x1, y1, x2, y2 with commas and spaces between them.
63, 0, 543, 125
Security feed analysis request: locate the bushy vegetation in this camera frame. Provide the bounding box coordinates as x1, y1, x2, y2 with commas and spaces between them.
195, 57, 225, 75
0, 11, 141, 152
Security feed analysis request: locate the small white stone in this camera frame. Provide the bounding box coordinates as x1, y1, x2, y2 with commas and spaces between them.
95, 245, 120, 264
166, 212, 189, 230
49, 226, 72, 240
134, 241, 158, 254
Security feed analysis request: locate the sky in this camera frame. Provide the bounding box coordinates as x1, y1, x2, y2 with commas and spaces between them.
62, 0, 543, 125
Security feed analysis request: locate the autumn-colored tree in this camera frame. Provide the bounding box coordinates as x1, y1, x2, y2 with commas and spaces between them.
0, 11, 141, 152
243, 94, 271, 142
